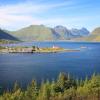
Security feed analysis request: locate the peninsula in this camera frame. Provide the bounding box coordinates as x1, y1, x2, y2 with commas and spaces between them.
0, 46, 80, 53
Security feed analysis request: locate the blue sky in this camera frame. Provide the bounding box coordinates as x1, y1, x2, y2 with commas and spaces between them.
0, 0, 100, 31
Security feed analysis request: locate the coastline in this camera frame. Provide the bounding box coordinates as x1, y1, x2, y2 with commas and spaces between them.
0, 46, 80, 54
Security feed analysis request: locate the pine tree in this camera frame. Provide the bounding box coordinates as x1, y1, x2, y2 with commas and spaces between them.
13, 81, 20, 92
26, 80, 38, 100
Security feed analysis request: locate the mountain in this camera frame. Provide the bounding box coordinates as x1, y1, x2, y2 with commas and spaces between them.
2, 25, 100, 42
9, 25, 55, 41
53, 26, 89, 39
85, 27, 100, 42
8, 25, 90, 41
70, 28, 89, 37
53, 26, 73, 40
0, 29, 18, 41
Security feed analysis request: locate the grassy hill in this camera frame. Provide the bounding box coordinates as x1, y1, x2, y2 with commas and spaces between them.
85, 27, 100, 42
9, 25, 56, 41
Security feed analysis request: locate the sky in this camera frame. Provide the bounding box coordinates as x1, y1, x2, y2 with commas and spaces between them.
0, 0, 100, 31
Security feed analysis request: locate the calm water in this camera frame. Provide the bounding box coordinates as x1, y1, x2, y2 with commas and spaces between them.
0, 42, 100, 89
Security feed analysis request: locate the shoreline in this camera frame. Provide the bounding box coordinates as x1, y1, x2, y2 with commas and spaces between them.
0, 46, 80, 54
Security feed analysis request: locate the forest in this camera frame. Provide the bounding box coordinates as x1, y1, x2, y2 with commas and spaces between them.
0, 72, 100, 100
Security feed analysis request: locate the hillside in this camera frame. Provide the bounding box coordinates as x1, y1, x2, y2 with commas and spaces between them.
9, 25, 89, 41
9, 25, 56, 41
0, 29, 18, 41
85, 27, 100, 42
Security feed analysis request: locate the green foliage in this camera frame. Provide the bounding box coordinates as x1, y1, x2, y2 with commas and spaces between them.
25, 80, 38, 100
55, 72, 76, 92
13, 82, 20, 92
0, 73, 100, 100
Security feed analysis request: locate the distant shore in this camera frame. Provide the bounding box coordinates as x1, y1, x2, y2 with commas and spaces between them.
0, 46, 80, 53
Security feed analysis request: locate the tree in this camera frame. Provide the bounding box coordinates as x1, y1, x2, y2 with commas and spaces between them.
37, 80, 51, 100
25, 80, 38, 100
13, 81, 20, 92
56, 72, 76, 92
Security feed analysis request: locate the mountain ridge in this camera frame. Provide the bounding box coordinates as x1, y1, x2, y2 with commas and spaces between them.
0, 25, 100, 42
8, 25, 90, 41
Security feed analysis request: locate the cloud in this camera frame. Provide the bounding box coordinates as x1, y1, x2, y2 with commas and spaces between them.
0, 1, 73, 15
0, 0, 99, 31
0, 0, 74, 30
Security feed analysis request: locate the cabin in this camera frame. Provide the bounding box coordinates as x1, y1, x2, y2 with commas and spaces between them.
52, 45, 60, 49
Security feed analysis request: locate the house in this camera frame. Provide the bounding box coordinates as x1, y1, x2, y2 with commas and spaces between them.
52, 45, 60, 49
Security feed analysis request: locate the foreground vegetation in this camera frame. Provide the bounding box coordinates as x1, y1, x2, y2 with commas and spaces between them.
0, 73, 100, 100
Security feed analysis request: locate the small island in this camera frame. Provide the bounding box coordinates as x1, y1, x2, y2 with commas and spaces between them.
0, 45, 80, 53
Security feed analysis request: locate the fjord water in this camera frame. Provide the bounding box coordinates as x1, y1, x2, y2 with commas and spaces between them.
0, 42, 100, 89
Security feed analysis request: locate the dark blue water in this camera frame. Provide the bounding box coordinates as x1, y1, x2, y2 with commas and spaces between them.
0, 42, 100, 89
